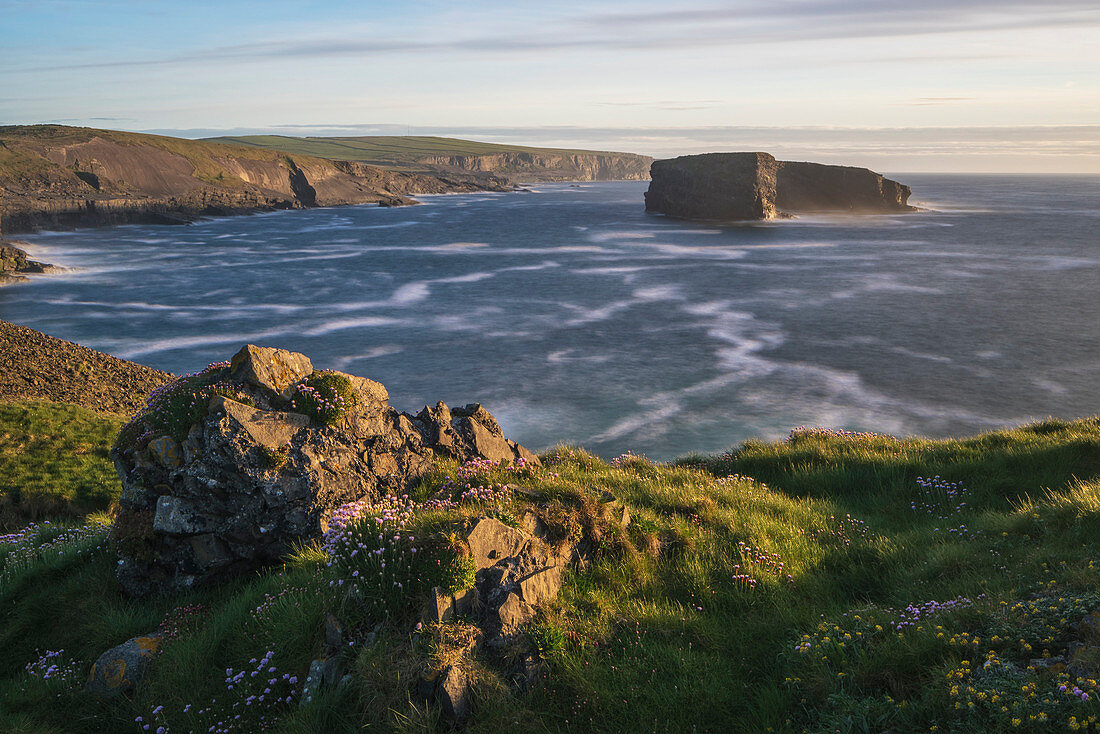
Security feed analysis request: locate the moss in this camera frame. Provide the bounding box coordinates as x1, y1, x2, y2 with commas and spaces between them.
289, 371, 358, 425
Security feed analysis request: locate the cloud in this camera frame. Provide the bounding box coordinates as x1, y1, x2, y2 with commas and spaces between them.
893, 97, 978, 106
14, 0, 1098, 73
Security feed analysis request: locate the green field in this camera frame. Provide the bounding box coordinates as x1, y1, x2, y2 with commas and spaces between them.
206, 135, 641, 169
2, 402, 1100, 732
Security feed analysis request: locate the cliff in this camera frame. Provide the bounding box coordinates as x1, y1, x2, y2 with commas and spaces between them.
645, 152, 915, 221
208, 135, 653, 183
0, 126, 512, 234
416, 151, 651, 182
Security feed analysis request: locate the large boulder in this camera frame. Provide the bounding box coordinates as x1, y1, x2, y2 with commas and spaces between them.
644, 153, 914, 221
110, 344, 539, 596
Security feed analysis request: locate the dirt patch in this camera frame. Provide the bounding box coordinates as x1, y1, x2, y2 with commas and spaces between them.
0, 320, 172, 415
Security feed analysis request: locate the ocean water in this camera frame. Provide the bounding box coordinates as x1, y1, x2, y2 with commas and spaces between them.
4, 175, 1100, 459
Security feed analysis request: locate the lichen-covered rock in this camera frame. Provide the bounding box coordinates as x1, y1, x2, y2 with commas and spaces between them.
110, 344, 539, 597
85, 633, 162, 697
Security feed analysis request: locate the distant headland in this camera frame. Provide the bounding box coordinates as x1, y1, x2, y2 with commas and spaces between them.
0, 125, 652, 234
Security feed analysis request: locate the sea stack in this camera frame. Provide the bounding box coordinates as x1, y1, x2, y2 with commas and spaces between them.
645, 152, 915, 221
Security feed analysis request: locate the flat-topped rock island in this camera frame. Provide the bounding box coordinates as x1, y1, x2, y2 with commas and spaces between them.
644, 152, 915, 221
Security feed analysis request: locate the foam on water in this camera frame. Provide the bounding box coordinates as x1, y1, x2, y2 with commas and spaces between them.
6, 176, 1100, 458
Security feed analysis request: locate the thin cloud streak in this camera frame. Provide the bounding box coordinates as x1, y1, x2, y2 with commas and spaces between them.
13, 0, 1096, 73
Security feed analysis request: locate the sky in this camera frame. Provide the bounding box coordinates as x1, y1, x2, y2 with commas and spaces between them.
3, 0, 1099, 172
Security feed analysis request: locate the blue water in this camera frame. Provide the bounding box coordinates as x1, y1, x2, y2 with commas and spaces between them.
4, 176, 1100, 459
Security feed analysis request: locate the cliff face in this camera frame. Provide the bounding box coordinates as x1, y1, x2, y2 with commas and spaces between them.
644, 152, 915, 221
418, 151, 652, 182
775, 161, 913, 213
645, 153, 779, 221
0, 126, 512, 234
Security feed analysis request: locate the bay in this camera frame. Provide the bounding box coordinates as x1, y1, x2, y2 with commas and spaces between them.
5, 175, 1100, 459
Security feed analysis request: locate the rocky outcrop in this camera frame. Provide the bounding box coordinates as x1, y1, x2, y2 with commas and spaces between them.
0, 241, 55, 285
645, 152, 915, 221
0, 125, 513, 233
775, 161, 914, 213
110, 344, 538, 597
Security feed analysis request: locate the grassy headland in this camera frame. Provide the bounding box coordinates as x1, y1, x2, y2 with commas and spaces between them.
206, 134, 653, 182
2, 391, 1099, 732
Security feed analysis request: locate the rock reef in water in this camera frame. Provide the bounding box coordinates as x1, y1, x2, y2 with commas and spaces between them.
0, 240, 57, 285
644, 152, 915, 221
110, 344, 538, 597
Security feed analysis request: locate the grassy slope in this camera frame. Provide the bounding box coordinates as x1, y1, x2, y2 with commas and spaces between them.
2, 408, 1100, 732
206, 135, 637, 167
0, 402, 123, 531
0, 125, 347, 188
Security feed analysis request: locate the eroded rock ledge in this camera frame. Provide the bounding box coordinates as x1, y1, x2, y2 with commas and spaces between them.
110, 344, 538, 597
0, 241, 57, 285
644, 152, 915, 221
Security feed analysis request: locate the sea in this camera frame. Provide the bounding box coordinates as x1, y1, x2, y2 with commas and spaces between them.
4, 175, 1099, 459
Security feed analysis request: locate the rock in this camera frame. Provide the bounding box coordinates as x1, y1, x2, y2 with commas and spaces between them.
496, 592, 536, 634
111, 344, 539, 596
518, 565, 563, 606
645, 152, 914, 221
0, 241, 57, 286
85, 633, 162, 697
324, 613, 345, 650
230, 344, 313, 398
466, 518, 530, 571
147, 436, 183, 470
454, 586, 480, 616
439, 665, 471, 721
377, 195, 420, 207
425, 586, 455, 624
216, 397, 310, 449
300, 657, 343, 708
153, 495, 217, 535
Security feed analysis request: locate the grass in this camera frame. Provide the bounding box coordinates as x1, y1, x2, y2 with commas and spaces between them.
0, 402, 124, 531
203, 135, 644, 170
2, 412, 1100, 732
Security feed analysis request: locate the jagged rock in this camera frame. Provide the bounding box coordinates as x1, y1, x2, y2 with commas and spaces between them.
645, 152, 915, 221
111, 344, 539, 597
216, 398, 311, 449
0, 241, 57, 286
496, 592, 536, 635
229, 345, 313, 398
439, 665, 471, 721
85, 633, 162, 697
518, 565, 563, 606
466, 518, 530, 571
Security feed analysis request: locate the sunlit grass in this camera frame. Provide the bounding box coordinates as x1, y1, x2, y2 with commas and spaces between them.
1, 416, 1099, 731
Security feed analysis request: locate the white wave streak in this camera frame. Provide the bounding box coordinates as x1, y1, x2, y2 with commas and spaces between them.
563, 285, 684, 326
329, 346, 404, 371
